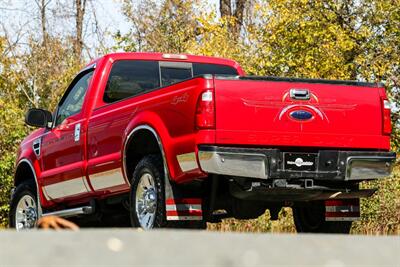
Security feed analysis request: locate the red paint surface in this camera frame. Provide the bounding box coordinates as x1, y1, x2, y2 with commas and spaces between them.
325, 212, 361, 217
325, 199, 360, 206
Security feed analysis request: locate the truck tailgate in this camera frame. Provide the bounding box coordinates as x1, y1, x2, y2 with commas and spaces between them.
213, 77, 388, 149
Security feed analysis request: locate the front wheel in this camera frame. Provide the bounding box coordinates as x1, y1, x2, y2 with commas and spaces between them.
292, 201, 352, 234
9, 181, 39, 230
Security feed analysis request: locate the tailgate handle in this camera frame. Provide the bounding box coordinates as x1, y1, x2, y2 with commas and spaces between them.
290, 89, 310, 100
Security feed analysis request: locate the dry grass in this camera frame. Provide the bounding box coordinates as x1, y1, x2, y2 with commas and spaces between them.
207, 208, 296, 233
208, 165, 400, 235
351, 165, 400, 235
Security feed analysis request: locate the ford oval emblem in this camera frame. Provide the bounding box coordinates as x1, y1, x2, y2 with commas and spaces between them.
290, 110, 313, 121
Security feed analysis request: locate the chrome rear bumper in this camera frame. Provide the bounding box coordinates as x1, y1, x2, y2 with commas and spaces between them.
345, 156, 395, 180
199, 150, 269, 179
198, 146, 396, 181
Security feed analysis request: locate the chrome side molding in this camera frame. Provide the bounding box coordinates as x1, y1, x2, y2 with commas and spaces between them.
177, 152, 199, 172
43, 206, 93, 218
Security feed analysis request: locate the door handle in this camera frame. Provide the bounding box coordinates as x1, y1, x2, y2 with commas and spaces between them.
57, 119, 73, 131
58, 124, 70, 131
290, 89, 310, 100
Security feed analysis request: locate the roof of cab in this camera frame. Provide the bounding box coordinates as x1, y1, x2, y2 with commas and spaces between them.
92, 52, 237, 66
85, 52, 244, 75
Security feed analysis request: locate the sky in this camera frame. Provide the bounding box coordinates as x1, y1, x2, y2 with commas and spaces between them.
95, 0, 219, 53
0, 0, 219, 58
100, 0, 219, 35
0, 0, 220, 57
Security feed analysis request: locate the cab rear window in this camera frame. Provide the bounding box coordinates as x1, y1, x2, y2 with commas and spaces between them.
160, 66, 192, 87
103, 61, 238, 103
193, 63, 238, 76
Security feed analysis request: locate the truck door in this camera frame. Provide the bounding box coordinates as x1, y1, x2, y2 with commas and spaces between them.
39, 69, 94, 202
86, 60, 161, 193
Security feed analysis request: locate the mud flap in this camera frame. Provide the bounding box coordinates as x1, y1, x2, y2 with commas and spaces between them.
325, 199, 360, 221
164, 175, 203, 221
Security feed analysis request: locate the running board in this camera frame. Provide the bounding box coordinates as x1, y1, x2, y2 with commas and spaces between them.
42, 206, 94, 218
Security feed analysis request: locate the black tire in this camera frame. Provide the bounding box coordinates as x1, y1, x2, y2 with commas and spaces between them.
130, 155, 166, 229
129, 155, 206, 230
292, 201, 352, 234
9, 181, 38, 230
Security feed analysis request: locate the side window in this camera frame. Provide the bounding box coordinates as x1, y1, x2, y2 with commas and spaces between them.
55, 71, 93, 126
193, 63, 238, 76
160, 68, 192, 87
160, 62, 192, 87
103, 60, 160, 103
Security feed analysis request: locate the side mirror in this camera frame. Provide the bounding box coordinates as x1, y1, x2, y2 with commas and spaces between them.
25, 108, 53, 128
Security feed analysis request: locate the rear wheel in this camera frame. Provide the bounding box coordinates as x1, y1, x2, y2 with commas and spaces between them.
129, 155, 206, 230
9, 181, 38, 230
292, 201, 352, 234
130, 155, 166, 229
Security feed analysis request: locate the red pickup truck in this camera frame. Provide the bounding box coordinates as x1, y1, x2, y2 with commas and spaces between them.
10, 52, 396, 232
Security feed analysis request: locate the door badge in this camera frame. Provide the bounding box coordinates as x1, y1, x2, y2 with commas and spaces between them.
74, 123, 81, 142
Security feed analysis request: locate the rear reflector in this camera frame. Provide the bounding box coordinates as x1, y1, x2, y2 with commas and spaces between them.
195, 90, 215, 129
382, 98, 392, 135
325, 199, 360, 221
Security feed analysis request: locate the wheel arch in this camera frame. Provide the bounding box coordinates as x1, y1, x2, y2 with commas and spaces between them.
123, 125, 170, 184
15, 159, 36, 188
14, 159, 43, 216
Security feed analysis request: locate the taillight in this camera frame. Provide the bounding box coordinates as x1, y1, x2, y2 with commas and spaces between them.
195, 90, 215, 129
382, 98, 392, 135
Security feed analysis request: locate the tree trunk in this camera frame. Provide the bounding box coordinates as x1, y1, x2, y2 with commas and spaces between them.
41, 0, 47, 47
219, 0, 247, 39
220, 0, 232, 17
74, 0, 86, 62
35, 0, 50, 47
233, 0, 245, 36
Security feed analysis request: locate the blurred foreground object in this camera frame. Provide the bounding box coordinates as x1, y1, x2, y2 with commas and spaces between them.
37, 216, 79, 230
0, 230, 398, 266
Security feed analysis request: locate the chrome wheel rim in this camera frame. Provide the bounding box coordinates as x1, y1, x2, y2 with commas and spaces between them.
135, 173, 157, 229
15, 195, 37, 230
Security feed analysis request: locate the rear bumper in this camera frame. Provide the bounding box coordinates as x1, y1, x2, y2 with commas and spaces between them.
198, 146, 396, 181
